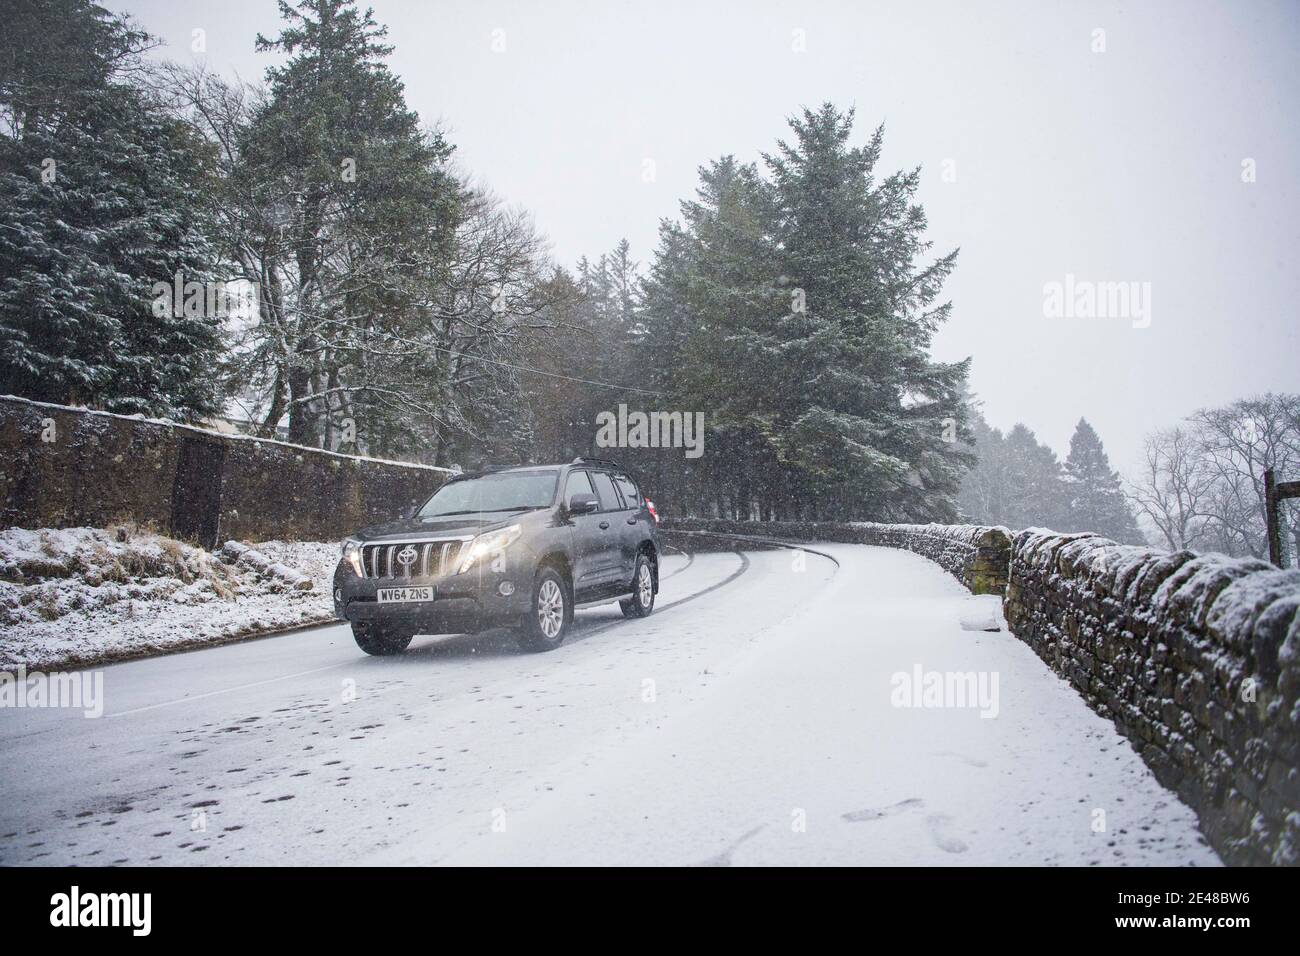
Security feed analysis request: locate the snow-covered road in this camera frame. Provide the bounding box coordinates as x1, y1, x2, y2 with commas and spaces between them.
0, 543, 1218, 866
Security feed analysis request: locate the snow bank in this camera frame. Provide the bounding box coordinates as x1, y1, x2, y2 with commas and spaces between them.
0, 526, 339, 670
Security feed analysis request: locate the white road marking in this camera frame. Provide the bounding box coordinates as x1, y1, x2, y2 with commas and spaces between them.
106, 661, 352, 718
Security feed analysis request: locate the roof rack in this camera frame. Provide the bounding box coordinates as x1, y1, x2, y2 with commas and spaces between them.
571, 456, 622, 469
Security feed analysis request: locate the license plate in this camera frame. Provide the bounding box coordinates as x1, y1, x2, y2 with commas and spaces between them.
377, 586, 434, 604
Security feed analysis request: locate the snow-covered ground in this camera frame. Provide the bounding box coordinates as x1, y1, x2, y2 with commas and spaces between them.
0, 543, 1217, 866
0, 527, 338, 669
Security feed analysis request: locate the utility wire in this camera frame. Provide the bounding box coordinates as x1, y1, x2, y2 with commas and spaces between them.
423, 343, 662, 395
252, 298, 664, 396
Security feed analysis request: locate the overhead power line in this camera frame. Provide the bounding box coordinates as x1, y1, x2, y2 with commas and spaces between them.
260, 299, 663, 396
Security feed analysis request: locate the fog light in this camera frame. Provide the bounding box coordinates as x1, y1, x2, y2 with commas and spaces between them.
498, 581, 515, 597
334, 589, 343, 602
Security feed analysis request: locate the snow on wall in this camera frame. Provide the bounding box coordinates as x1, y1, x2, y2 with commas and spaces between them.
1003, 528, 1300, 866
660, 519, 1012, 594
0, 395, 449, 545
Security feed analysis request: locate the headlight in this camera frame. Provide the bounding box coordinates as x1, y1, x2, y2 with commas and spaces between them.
341, 538, 364, 577
457, 525, 522, 574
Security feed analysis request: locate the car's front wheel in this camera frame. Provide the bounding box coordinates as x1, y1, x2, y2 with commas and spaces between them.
352, 622, 413, 656
517, 567, 570, 651
620, 552, 655, 618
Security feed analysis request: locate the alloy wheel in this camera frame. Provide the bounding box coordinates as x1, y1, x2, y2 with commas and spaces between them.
637, 563, 653, 607
538, 578, 564, 639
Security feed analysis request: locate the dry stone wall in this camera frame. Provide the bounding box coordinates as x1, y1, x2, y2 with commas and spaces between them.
0, 396, 447, 546
1003, 529, 1300, 865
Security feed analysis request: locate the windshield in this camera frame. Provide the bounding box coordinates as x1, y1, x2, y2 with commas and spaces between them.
418, 470, 560, 517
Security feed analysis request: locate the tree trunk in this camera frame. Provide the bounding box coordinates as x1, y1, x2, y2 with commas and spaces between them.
287, 364, 316, 446
262, 367, 287, 438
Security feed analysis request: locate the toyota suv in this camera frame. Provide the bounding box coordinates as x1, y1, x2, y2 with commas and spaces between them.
333, 458, 659, 655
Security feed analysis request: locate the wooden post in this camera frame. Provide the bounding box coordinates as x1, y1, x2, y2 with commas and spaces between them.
1274, 478, 1300, 567
1264, 468, 1300, 567
1265, 469, 1282, 566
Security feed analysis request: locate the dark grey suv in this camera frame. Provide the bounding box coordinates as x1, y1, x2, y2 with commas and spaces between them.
333, 458, 659, 655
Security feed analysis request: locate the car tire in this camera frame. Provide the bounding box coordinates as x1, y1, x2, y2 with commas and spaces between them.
352, 622, 413, 656
517, 566, 570, 652
619, 552, 655, 619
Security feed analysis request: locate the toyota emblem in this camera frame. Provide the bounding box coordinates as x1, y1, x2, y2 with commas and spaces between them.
396, 545, 418, 567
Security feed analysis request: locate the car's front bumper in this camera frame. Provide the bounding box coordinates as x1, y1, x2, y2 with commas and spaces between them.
332, 561, 531, 633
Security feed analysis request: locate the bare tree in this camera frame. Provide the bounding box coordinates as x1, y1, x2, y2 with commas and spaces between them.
1128, 394, 1300, 558
1189, 394, 1300, 558
155, 65, 569, 461
317, 185, 571, 464
1126, 427, 1214, 551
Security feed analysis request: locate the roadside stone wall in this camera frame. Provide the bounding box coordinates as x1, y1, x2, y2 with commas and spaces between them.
0, 395, 448, 546
1003, 528, 1300, 866
661, 518, 1011, 595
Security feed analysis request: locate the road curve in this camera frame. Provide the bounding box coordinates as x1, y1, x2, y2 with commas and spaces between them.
0, 545, 1217, 866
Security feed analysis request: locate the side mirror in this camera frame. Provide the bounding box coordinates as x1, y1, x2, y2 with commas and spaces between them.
567, 493, 600, 515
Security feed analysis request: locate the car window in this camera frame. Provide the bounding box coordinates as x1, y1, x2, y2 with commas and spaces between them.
612, 474, 640, 508
564, 470, 594, 505
589, 471, 621, 511
418, 469, 559, 516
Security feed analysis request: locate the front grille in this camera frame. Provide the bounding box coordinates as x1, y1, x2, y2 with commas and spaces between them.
360, 540, 465, 580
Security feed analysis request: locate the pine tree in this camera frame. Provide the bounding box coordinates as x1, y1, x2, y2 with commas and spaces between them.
957, 406, 1009, 526
1001, 424, 1068, 530
238, 0, 459, 445
0, 0, 224, 418
641, 105, 971, 521
1062, 418, 1143, 543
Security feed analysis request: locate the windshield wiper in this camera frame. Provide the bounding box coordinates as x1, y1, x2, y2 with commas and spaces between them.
426, 506, 538, 516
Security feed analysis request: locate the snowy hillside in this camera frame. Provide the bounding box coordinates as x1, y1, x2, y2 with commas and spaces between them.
0, 527, 338, 670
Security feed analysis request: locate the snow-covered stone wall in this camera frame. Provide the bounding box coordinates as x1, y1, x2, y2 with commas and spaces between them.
0, 396, 448, 545
660, 519, 1012, 594
1003, 528, 1300, 865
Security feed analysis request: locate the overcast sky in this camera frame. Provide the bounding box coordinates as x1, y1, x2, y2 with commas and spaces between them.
108, 0, 1300, 475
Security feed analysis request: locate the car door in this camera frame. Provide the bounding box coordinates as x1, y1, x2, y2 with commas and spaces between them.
609, 471, 647, 587
585, 470, 629, 590
562, 469, 617, 597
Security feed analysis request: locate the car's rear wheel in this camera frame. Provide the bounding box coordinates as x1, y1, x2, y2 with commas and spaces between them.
517, 567, 570, 652
620, 552, 655, 618
352, 622, 413, 656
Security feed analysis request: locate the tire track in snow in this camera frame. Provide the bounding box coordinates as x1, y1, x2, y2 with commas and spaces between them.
657, 545, 694, 580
